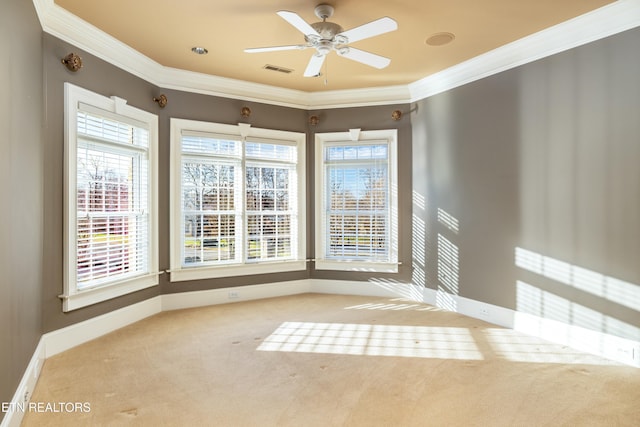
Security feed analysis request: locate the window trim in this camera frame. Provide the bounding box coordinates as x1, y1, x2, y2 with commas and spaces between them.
62, 83, 159, 312
169, 118, 306, 281
314, 129, 398, 273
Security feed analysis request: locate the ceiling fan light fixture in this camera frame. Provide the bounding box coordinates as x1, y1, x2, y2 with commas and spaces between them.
317, 41, 332, 56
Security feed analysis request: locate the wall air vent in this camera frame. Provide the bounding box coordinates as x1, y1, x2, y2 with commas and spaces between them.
263, 64, 294, 74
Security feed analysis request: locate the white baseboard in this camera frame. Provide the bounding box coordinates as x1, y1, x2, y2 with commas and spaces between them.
1, 296, 162, 427
512, 311, 640, 368
312, 278, 640, 368
42, 296, 163, 358
161, 280, 311, 311
4, 278, 638, 427
0, 341, 45, 427
311, 278, 433, 302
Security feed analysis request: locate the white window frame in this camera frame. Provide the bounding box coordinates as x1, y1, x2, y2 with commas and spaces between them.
63, 83, 159, 312
169, 119, 306, 281
314, 129, 398, 273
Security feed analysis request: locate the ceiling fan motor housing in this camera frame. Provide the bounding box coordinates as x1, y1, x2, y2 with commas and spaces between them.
310, 21, 344, 39
306, 21, 348, 55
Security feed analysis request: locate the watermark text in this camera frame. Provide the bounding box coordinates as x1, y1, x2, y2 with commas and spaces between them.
2, 401, 91, 413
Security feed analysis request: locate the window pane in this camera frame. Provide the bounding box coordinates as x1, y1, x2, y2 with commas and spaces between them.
183, 214, 202, 264
277, 215, 291, 234
76, 135, 147, 288
276, 190, 289, 211
181, 159, 239, 266
246, 189, 259, 210
323, 142, 390, 262
261, 190, 275, 210
262, 168, 275, 189
276, 168, 289, 189
246, 167, 259, 189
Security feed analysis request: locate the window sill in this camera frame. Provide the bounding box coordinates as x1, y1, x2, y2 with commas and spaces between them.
169, 260, 308, 282
61, 273, 159, 312
314, 260, 398, 273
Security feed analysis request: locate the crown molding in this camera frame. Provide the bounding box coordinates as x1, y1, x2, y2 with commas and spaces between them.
306, 85, 410, 109
408, 0, 640, 102
33, 0, 639, 110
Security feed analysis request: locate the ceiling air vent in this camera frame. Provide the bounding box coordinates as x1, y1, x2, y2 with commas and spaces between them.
263, 64, 293, 74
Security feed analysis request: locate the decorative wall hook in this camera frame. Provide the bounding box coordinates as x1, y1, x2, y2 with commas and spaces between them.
308, 115, 320, 126
153, 94, 168, 108
241, 106, 251, 118
391, 110, 402, 121
61, 53, 82, 72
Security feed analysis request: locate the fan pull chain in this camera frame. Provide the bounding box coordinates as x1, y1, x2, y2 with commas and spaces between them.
324, 55, 329, 85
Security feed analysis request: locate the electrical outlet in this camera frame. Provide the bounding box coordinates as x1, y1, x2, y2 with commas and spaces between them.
616, 346, 636, 364
228, 291, 240, 299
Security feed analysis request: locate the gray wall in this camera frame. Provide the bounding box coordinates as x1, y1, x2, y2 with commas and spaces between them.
41, 35, 164, 332
0, 0, 43, 417
3, 3, 638, 413
412, 27, 640, 341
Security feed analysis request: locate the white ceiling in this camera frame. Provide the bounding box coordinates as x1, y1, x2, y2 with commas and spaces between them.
52, 0, 616, 93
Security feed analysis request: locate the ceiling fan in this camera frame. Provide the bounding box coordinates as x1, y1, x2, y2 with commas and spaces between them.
244, 4, 398, 77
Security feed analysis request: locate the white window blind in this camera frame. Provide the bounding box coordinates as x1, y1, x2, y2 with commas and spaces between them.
324, 143, 389, 261
64, 83, 158, 311
76, 112, 150, 289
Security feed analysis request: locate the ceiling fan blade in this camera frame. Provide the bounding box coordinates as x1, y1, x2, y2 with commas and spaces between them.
277, 11, 320, 37
337, 47, 391, 69
337, 17, 398, 44
244, 45, 307, 53
303, 54, 326, 77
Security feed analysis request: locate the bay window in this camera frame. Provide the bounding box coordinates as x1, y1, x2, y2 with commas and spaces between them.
170, 119, 306, 281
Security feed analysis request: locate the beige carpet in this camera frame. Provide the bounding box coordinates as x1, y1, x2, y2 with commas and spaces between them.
22, 293, 640, 426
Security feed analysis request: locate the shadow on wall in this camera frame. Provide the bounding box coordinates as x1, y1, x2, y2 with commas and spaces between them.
411, 190, 426, 288
394, 193, 463, 311
436, 208, 459, 311
411, 186, 462, 313
515, 247, 640, 343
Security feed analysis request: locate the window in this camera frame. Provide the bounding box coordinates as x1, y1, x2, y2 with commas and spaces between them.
315, 130, 398, 272
170, 119, 306, 281
63, 83, 158, 311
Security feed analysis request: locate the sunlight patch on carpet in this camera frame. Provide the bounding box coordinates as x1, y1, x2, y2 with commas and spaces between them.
484, 328, 621, 366
257, 322, 483, 360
